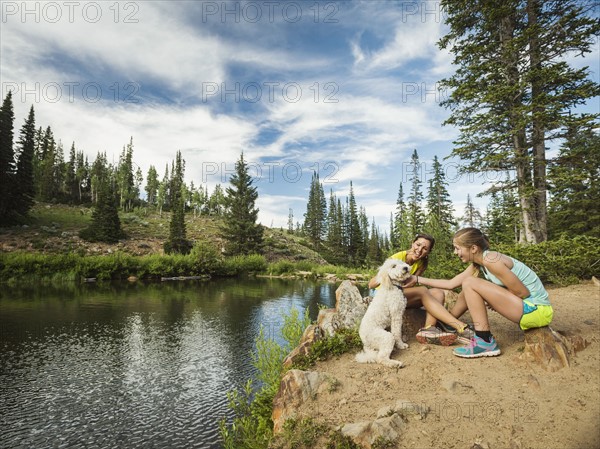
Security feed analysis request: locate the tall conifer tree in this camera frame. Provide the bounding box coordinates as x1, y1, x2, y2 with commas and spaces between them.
439, 0, 599, 242
164, 150, 191, 254
14, 105, 36, 217
0, 91, 15, 224
221, 152, 263, 255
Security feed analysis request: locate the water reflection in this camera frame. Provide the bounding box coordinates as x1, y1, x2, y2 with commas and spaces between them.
0, 277, 341, 449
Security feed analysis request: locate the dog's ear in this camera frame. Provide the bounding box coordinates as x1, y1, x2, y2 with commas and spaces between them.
378, 260, 393, 289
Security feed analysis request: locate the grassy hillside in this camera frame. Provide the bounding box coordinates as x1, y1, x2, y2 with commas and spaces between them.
0, 202, 327, 265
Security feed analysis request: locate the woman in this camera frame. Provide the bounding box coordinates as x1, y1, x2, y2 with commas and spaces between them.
369, 233, 457, 345
406, 228, 553, 358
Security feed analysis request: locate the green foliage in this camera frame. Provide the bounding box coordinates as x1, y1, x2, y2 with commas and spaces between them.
220, 308, 309, 449
281, 308, 311, 349
291, 327, 362, 370
189, 240, 223, 274
495, 236, 600, 286
221, 152, 264, 256
221, 254, 268, 276
164, 151, 192, 254
0, 91, 16, 225
79, 180, 125, 243
304, 172, 327, 251
267, 260, 297, 275
219, 380, 273, 449
439, 0, 599, 243
548, 126, 600, 239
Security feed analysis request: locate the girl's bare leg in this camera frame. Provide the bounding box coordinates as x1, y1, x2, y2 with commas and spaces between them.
461, 276, 524, 331
405, 287, 468, 331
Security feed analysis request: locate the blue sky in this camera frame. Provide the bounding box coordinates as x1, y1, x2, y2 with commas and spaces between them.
1, 1, 598, 230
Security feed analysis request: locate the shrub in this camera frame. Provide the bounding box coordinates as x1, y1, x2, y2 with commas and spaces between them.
220, 308, 310, 449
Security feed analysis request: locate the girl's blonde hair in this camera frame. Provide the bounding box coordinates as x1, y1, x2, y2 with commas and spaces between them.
453, 227, 490, 274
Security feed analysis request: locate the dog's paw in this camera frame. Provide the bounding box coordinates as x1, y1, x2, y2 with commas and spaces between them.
396, 341, 409, 350
381, 359, 404, 368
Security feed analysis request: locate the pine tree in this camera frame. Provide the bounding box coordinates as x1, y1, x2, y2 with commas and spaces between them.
0, 91, 15, 224
346, 182, 363, 266
220, 152, 264, 255
287, 208, 294, 234
439, 0, 599, 243
145, 165, 159, 206
75, 150, 88, 203
208, 184, 226, 215
53, 141, 65, 201
425, 156, 455, 230
89, 152, 109, 204
484, 189, 519, 244
164, 150, 191, 254
461, 194, 483, 228
65, 142, 78, 203
156, 164, 169, 216
424, 155, 456, 248
14, 105, 36, 218
548, 126, 600, 238
392, 183, 409, 249
79, 166, 124, 243
117, 137, 135, 212
406, 149, 425, 237
367, 219, 384, 265
38, 126, 58, 201
324, 190, 344, 264
304, 171, 327, 251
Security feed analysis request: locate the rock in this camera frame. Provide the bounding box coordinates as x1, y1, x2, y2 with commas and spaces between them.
521, 326, 571, 371
317, 308, 339, 337
283, 325, 323, 368
402, 308, 427, 341
272, 370, 328, 434
442, 379, 473, 393
127, 276, 138, 282
526, 374, 541, 389
592, 276, 600, 287
335, 280, 369, 329
376, 400, 429, 420
341, 414, 405, 448
555, 329, 591, 354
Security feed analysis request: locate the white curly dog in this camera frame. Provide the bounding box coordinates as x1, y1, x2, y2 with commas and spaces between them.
355, 258, 411, 368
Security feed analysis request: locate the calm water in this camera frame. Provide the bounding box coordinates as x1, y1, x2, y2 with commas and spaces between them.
0, 277, 352, 449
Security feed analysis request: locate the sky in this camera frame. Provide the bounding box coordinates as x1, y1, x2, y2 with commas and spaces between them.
1, 1, 599, 231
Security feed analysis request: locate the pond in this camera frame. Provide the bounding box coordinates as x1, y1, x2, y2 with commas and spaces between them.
0, 277, 365, 449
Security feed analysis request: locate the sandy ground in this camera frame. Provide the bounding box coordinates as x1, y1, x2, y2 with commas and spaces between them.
293, 282, 600, 449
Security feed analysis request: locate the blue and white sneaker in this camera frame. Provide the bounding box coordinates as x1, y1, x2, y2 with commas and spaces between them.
453, 335, 501, 358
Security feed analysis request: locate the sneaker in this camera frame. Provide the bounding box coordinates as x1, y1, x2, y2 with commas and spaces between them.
453, 335, 501, 358
456, 324, 476, 344
416, 325, 457, 346
438, 322, 475, 344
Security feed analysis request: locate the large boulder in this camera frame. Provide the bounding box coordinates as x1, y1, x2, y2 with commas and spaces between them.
340, 414, 405, 448
335, 280, 369, 330
521, 326, 590, 372
282, 324, 323, 368
272, 369, 331, 433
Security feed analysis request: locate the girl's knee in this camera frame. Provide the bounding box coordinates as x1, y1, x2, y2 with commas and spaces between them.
462, 276, 479, 289
430, 288, 445, 303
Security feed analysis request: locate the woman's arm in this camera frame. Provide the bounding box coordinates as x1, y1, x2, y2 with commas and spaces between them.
484, 257, 530, 298
368, 275, 380, 289
412, 264, 476, 290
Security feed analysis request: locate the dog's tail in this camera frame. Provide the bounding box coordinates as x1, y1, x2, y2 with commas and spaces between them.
355, 349, 378, 364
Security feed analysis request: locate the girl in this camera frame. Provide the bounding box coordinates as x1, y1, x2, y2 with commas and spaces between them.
406, 228, 553, 358
369, 233, 458, 345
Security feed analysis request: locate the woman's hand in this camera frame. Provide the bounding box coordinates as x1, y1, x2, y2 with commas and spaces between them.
402, 275, 418, 288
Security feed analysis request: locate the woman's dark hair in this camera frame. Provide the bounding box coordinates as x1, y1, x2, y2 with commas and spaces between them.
413, 233, 435, 271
